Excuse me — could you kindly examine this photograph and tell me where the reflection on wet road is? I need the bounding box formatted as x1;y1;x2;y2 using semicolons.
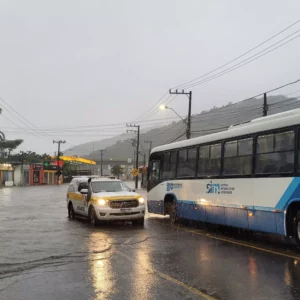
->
1;185;300;299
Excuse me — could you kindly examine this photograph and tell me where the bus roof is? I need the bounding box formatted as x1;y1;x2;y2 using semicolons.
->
151;108;300;154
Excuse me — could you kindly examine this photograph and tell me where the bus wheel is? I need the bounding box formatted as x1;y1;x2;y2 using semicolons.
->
166;201;177;224
68;203;75;219
293;211;300;247
89;206;99;226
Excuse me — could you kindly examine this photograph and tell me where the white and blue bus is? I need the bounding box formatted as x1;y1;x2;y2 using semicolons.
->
147;108;300;246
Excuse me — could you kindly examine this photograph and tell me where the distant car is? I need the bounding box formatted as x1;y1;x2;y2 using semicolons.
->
66;176;145;225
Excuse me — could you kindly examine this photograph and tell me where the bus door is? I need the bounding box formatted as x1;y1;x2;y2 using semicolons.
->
147;158;162;198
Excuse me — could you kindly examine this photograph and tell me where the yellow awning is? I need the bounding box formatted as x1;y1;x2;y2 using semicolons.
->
51;156;96;165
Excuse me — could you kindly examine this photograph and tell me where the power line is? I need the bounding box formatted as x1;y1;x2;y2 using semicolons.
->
0;96;52;139
167;131;186;143
191;107;262;124
283;89;300;97
183;32;300;89
2;107;256;133
4;93;293;136
0;109;49;139
158;123;186;136
1;114;49;140
173;18;300;89
1;115;187;132
142;94;175;120
134;20;300;123
191;126;229;133
134;20;300;126
134;92;169;121
4;95;296;137
269;98;300;108
142;95;179;121
265;78;300;94
182;78;300;120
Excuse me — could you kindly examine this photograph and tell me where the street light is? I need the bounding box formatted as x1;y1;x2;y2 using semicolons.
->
159;105;186;123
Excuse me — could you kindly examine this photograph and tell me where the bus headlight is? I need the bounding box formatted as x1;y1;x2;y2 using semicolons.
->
138;197;145;204
98;199;106;206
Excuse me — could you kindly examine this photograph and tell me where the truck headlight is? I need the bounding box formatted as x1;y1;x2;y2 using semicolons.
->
138;197;145;204
98;199;106;206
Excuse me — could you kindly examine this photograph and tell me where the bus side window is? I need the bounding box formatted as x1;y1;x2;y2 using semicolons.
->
256;131;294;174
198;144;221;176
162;151;177;179
223;138;253;175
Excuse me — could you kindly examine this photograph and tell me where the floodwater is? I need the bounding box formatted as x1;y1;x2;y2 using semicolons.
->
1;184;300;300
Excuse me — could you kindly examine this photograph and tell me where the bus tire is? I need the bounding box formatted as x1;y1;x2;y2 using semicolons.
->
68;202;75;219
293;211;300;247
166;201;177;224
89;206;99;226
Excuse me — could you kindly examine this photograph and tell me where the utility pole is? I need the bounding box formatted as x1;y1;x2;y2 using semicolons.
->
144;140;153;163
53;140;66;185
263;93;268;116
126;124;140;189
20;151;24;186
169;89;192;139
99;149;106;176
141;153;146;188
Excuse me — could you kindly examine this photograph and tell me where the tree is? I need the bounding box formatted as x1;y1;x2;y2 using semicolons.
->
0;139;23;162
0;106;24;160
111;165;124;178
8;151;51;164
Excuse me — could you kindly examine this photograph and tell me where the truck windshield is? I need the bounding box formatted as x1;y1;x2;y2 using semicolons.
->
91;181;130;193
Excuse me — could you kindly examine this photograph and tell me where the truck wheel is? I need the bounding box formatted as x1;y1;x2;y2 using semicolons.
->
68;203;75;219
89;206;99;226
293;211;300;247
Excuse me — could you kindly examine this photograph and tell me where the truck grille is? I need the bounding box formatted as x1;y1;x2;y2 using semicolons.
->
110;212;140;216
109;200;139;209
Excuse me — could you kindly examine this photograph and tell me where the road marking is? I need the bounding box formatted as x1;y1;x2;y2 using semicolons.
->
177;226;300;261
115;250;216;300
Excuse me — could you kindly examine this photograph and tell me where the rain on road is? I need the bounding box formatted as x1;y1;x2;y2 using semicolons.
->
1;184;300;300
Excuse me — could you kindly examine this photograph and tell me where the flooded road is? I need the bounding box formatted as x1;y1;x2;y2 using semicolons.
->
1;184;300;299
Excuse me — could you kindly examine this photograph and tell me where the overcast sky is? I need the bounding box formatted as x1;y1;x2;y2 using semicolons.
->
0;0;300;154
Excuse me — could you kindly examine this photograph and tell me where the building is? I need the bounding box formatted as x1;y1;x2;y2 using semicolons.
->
30;163;62;185
13;163;62;186
14;164;30;186
0;163;14;186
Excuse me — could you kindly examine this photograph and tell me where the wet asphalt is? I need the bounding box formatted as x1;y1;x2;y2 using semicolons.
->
1;184;300;300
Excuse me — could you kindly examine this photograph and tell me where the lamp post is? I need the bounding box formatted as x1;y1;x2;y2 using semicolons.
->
167;89;192;139
159;105;186;123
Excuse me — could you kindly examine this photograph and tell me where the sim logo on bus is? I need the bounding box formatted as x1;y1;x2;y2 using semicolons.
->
206;181;220;194
166;183;182;191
